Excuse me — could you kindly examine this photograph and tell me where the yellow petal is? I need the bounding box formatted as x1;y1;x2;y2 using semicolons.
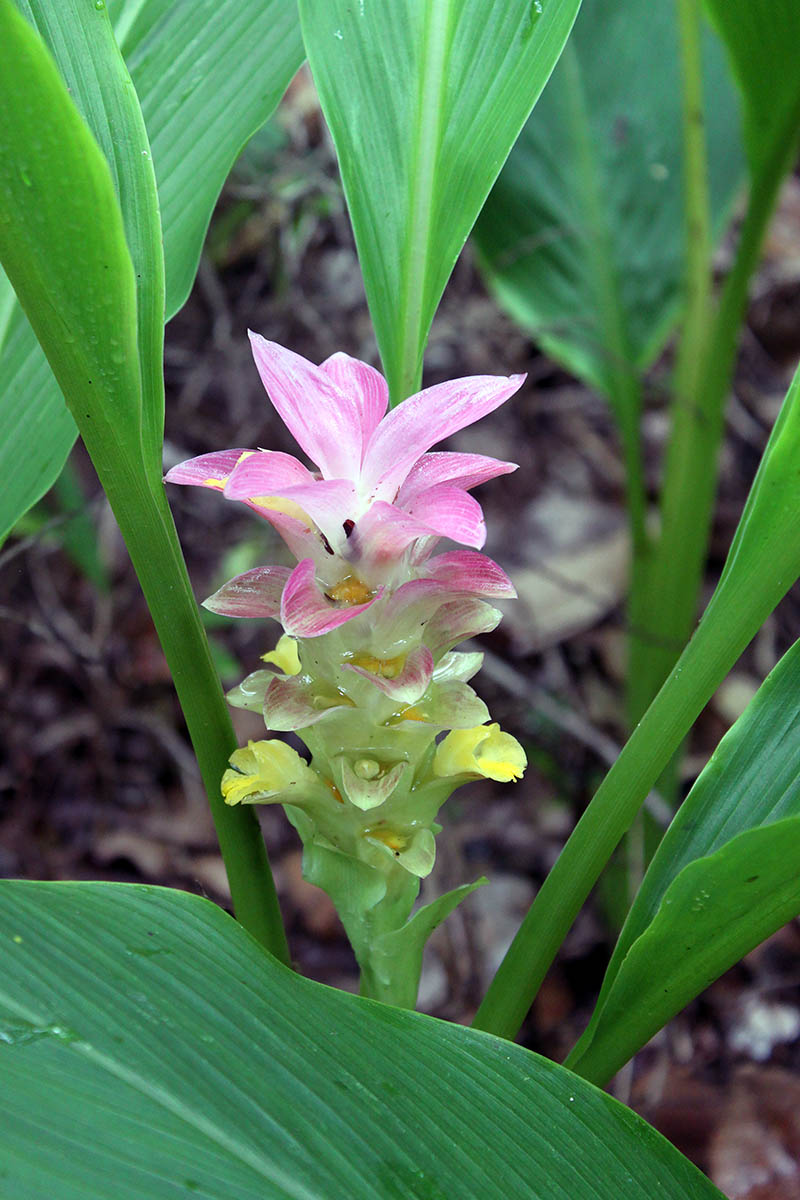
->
433;723;526;783
221;738;314;806
260;634;301;676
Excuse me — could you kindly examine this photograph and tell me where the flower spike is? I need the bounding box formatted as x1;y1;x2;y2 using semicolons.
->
167;334;527;1006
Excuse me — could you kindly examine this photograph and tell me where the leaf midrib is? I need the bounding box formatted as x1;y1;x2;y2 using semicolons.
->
0;981;317;1199
395;0;453;404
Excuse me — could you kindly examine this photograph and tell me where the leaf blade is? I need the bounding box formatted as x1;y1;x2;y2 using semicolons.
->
0;0;304;539
705;0;800;177
0;880;724;1199
473;0;744;400
126;0;303;317
567;820;800;1086
568;638;800;1083
300;0;582;403
0;0;143;458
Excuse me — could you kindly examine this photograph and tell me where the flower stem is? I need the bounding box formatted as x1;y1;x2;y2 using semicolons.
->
114;472;290;964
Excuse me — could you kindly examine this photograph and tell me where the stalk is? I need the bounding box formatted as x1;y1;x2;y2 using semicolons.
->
112;470;291;965
625;0;713;730
473;355;800;1041
473;577;767;1039
627;67;800;724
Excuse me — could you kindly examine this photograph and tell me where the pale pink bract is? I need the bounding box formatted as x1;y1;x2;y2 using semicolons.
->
166;333;524;637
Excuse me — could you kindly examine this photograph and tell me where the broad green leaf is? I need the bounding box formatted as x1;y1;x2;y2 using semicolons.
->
705;0;800;177
566;638;800;1081
123;0;302;318
299;0;582;405
0;264;14;347
14;0;165;465
473;0;744;403
107;0;173;57
605;639;800;991
0;0;143;470
0;274;77;547
0;881;723;1199
0;0;303;540
51;457;111;592
566;820;800;1086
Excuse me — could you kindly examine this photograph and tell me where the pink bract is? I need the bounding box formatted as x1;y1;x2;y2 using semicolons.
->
166;335;524;636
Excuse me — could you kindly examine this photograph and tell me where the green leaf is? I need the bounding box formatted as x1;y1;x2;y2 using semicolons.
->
50;456;111;593
0;0;159;531
705;0;800;177
473;0;744;402
0;262;14;346
20;0;165;461
0;0;303;541
299;0;582;405
473;360;800;1042
0;0;287;958
566;820;800;1086
0;271;78;544
0;881;724;1199
567;636;800;1083
123;0;303;318
0;0;144;470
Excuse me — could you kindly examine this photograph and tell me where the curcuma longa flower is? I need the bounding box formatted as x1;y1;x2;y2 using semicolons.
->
167;334;527;1006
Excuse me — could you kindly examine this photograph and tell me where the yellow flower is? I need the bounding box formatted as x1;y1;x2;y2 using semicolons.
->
221;739;315;806
433;723;526;783
260;633;301;676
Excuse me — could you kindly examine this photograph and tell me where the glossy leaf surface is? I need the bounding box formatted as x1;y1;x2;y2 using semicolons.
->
20;0;165;460
567;820;800;1086
568;638;800;1083
473;0;743;401
473;362;800;1041
0;0;303;539
0;880;723;1199
300;0;582;404
0;0;144;469
120;0;303;317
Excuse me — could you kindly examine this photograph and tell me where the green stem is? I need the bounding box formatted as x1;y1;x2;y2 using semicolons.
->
472;572;770;1040
110;469;290;965
626;0;713;730
627;82;800;723
558;43;652;693
474;353;800;1043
